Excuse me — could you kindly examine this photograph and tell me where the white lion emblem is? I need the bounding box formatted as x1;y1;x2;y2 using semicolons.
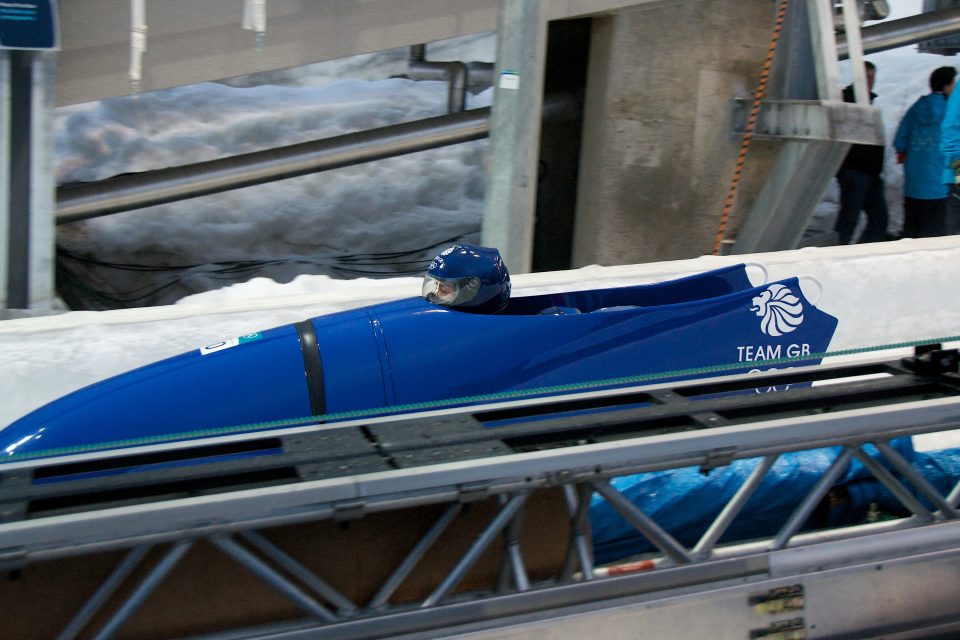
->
751;284;803;337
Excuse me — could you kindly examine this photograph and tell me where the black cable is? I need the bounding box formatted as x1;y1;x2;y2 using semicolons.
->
55;230;479;308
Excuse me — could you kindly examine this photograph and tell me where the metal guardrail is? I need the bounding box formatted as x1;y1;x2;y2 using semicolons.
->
55;108;491;224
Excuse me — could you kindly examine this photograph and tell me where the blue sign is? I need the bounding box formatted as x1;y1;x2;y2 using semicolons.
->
0;1;58;50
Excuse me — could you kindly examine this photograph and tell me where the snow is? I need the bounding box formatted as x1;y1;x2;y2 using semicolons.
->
5;237;960;443
4;0;960;454
55;35;497;307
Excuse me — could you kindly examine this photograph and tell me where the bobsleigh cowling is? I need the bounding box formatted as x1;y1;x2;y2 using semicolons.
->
0;263;838;459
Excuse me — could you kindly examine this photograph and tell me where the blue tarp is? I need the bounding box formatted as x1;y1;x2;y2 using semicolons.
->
590;438;960;565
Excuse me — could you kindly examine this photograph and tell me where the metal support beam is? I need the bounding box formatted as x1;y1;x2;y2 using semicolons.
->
423;492;528;608
593;482;693;564
7;51;32;310
2;49;56;313
875;441;959;519
368;502;463;609
837;7;960;59
480;0;547;274
240;530;357;613
56;545;152;640
211;535;339;622
408;45;467;114
732;100;884;143
693;455;779;558
561;484;594;581
771;447;853;550
731;0;879;254
91;541;192;640
732;140;850;253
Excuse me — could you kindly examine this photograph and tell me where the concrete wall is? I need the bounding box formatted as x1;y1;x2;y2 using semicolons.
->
57;0;654;107
572;0;782;266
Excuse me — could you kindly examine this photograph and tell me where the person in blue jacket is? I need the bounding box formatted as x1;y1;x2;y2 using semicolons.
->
895;66;956;238
941;68;960;235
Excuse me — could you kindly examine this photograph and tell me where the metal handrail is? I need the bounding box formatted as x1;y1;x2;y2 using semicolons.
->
55;107;491;223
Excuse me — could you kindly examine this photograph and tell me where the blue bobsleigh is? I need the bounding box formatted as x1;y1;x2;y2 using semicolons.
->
0;262;838;459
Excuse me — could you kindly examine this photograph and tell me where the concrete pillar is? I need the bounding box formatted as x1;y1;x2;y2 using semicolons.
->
480;0;548;274
0;51;8;310
571;0;781;267
2;50;57;314
29;51;57;310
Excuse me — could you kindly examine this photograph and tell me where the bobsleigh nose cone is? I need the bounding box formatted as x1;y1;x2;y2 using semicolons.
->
0;324;314;458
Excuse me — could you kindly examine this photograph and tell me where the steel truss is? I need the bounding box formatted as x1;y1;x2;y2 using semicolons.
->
4;349;960;638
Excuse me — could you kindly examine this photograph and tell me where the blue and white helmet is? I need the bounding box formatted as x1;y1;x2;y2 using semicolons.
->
422;244;511;313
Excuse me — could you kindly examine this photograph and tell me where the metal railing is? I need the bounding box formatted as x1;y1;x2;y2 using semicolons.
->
4;355;960;638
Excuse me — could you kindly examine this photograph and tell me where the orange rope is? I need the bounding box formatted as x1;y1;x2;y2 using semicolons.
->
712;0;791;256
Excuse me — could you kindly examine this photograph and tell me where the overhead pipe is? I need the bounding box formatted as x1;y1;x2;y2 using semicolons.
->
407;44;468;113
837;7;960;59
56;107;491;224
55;93;580;225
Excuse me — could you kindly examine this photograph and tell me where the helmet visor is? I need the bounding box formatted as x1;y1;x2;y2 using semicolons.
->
422;275;481;306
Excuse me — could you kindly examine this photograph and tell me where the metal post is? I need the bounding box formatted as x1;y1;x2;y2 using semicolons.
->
0;50;9;310
502;499;529;592
560;483;594;581
30;50;56;309
7;50;31;309
3;49;55;312
479;0;547;274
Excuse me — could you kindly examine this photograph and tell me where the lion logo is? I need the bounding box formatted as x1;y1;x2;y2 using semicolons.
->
751;284;803;337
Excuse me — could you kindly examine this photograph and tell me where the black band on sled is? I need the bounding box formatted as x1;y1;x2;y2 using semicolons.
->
294;320;326;418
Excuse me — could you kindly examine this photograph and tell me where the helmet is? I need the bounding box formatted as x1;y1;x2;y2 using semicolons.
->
422;244;511;313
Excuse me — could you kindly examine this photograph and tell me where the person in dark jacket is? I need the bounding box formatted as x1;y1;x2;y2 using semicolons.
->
834;61;889;245
894;66;956;237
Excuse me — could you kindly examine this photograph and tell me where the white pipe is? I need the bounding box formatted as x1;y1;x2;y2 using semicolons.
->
129;0;147;93
242;0;266;49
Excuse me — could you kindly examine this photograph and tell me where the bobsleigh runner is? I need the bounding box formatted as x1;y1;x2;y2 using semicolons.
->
0;245;839;459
